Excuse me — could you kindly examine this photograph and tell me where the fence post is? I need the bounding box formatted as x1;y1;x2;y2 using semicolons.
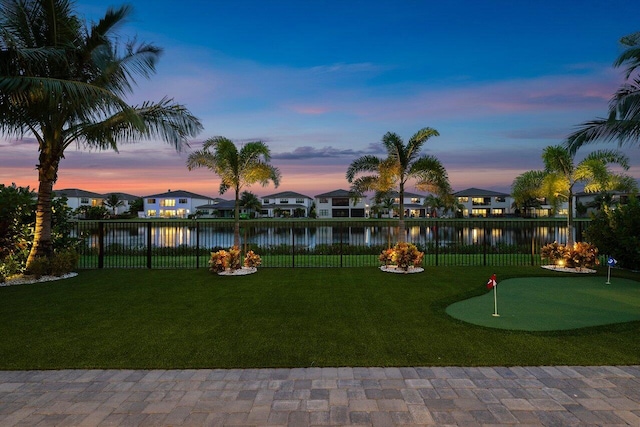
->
434;221;439;267
98;222;104;269
531;225;535;266
196;221;200;269
291;225;295;268
146;222;152;269
340;224;344;268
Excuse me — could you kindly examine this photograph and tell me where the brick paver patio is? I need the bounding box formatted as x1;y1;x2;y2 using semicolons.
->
1;366;639;426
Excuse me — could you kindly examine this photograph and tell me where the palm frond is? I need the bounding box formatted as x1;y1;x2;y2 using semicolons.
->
346;155;380;182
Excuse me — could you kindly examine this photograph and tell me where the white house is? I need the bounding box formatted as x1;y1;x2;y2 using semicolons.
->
454;188;513;218
54;188;104;213
261;191;314;217
142;190;214;218
314;189;367;218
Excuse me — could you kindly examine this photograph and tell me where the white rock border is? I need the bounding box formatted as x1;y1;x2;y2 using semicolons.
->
379;265;424;274
217;267;257;276
1;272;78;287
541;265;596;274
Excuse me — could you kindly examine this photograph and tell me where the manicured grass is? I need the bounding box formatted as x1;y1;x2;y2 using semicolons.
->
1;267;639;369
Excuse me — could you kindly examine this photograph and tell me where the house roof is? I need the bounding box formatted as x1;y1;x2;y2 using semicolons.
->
196;199;235;210
454;187;510;197
143;189;212;199
54;188;105;199
262;191;313;200
103;192;140;201
314;189;355;198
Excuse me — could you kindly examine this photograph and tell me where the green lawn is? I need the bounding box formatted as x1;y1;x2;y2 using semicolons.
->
1;266;639;369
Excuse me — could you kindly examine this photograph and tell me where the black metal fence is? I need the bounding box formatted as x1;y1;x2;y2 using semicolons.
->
73;218;595;269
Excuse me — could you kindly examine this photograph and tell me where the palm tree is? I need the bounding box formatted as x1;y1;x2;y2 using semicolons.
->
511;170;546;217
240;191;262;218
186;137;280;247
0;1;202;269
346;128;451;241
541;145;635;245
104;194;124;216
566;31;640;152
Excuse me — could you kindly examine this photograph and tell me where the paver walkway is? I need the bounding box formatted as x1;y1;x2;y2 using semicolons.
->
1;366;639;426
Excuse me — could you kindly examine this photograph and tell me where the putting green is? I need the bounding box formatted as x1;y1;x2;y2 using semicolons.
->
446;276;640;331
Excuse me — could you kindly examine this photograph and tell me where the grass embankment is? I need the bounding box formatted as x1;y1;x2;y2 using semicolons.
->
1;267;638;369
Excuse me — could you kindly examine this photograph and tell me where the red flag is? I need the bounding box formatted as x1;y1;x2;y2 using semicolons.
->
486;273;497;290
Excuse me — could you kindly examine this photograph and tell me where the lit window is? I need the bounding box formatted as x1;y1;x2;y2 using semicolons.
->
411;197;420;204
495;196;506;203
161;199;176;207
146;210;157;217
472;197;490;206
458;196;468;203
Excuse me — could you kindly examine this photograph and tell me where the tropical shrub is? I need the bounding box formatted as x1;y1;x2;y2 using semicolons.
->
586;196;640;269
541;241;599;269
209;247;260;273
379;242;424;271
243;250;262;268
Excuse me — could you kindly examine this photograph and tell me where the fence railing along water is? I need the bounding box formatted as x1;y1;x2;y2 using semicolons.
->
74;219;594;269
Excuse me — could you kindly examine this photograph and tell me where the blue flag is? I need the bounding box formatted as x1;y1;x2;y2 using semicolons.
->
607;257;617;267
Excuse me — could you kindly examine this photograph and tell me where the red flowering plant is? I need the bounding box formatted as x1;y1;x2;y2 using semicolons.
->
379;242;424;271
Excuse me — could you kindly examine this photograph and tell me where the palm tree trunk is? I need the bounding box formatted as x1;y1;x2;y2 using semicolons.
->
567;193;574;246
233;188;240;248
26;154;59;270
398;182;406;243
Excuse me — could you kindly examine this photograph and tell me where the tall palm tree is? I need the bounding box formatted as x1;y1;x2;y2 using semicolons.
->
104;194;124;216
541;145;635;245
0;0;203;269
186;137;280;247
240;191;262;218
511;170;546;217
566;31;640;152
346;128;451;241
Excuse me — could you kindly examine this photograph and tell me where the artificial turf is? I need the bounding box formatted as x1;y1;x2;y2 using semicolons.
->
0;266;639;369
446;275;640;330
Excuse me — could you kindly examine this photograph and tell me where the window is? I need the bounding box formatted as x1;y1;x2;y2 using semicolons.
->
147;198;156;204
494;196;505;203
492;208;504;217
161;199;176;207
472;197;490;206
179;198;187;204
410;197;420;204
91;199;100;207
458;196;468;203
332;197;349;206
279;199;289;204
80;197;89;204
319;209;329;217
319;198;328;204
471;208;488;217
263;199;270;204
332;208;350;217
146;210;157;217
296;198;304;204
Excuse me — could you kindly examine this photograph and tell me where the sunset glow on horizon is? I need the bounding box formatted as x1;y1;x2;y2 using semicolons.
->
2;0;639;199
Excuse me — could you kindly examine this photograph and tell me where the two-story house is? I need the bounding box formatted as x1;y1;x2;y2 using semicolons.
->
454;188;513;218
54;188;105;214
261;191;314;218
142;190;214;218
314;189;367;218
103;192;140;215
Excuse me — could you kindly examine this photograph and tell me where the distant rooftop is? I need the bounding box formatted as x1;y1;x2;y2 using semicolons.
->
454;187;510;197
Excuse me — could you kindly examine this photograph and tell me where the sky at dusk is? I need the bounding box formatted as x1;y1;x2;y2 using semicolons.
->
2;0;640;199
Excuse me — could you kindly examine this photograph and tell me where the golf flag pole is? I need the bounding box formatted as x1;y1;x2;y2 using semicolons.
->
606;257;617;285
486;273;499;317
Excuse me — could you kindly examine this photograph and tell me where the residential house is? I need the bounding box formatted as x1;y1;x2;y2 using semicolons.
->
195;198;237;218
454;188;513;218
315;189;367;218
261;191;314;218
142;190;214;218
53;188;105;215
574;191;633;218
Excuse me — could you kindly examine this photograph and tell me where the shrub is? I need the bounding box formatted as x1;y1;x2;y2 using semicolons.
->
541;241;599;269
586;196;640;269
49;249;80;276
209;246;247;273
243;250;262;268
379;242;424;271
